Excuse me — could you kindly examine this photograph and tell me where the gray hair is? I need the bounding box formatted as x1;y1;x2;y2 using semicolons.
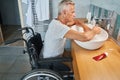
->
58;0;75;14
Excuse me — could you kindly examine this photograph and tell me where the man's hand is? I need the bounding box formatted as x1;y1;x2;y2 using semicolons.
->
74;18;91;32
92;26;101;34
67;19;75;27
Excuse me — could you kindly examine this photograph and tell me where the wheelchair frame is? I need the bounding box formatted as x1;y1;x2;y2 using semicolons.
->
5;27;73;80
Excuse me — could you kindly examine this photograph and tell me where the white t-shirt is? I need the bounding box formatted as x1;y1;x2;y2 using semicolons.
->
43;19;70;58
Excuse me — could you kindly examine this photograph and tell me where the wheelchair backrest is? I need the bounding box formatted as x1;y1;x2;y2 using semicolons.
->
28;32;43;56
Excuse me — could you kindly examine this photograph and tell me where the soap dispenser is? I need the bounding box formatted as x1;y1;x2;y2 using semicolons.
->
86;12;91;24
91;16;96;26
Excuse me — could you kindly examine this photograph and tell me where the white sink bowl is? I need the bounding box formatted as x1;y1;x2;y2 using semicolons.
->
71;24;108;50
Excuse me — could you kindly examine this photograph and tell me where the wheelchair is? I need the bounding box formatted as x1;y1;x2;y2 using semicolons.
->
5;27;74;80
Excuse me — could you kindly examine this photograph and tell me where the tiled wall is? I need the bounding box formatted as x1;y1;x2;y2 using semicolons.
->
89;4;120;45
112;15;120;45
90;0;120;45
91;0;120;14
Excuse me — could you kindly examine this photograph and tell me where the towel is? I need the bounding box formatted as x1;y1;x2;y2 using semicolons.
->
23;0;49;27
22;0;28;4
35;0;49;21
25;0;33;27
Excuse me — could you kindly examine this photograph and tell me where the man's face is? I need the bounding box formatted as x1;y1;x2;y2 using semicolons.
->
65;5;75;22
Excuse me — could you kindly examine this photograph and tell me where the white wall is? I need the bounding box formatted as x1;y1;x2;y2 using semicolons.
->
51;0;90;18
75;0;90;18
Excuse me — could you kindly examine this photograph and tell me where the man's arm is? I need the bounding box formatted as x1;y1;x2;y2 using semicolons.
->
74;18;91;32
64;25;101;42
66;18;91;31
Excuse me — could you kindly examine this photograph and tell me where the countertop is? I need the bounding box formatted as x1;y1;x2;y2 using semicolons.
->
71;38;120;80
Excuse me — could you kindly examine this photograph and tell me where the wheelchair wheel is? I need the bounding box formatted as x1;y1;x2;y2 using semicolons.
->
21;69;63;80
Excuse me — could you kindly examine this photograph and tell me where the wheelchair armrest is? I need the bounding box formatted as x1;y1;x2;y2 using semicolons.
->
38;57;72;63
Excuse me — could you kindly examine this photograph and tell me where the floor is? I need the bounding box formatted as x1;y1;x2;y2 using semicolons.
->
1;25;24;46
0;26;73;80
0;25;31;80
0;46;31;80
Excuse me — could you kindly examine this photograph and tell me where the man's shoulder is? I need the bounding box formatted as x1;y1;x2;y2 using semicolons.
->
49;19;62;26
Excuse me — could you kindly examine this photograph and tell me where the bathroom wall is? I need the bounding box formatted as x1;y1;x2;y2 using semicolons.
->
89;4;120;45
112;15;120;45
75;0;90;18
51;0;90;18
91;0;120;15
0;0;20;25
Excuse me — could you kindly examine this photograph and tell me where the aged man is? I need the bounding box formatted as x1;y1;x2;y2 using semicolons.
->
43;0;101;58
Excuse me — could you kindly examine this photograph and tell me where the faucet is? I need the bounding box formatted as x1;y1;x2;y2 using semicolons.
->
94;18;111;30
